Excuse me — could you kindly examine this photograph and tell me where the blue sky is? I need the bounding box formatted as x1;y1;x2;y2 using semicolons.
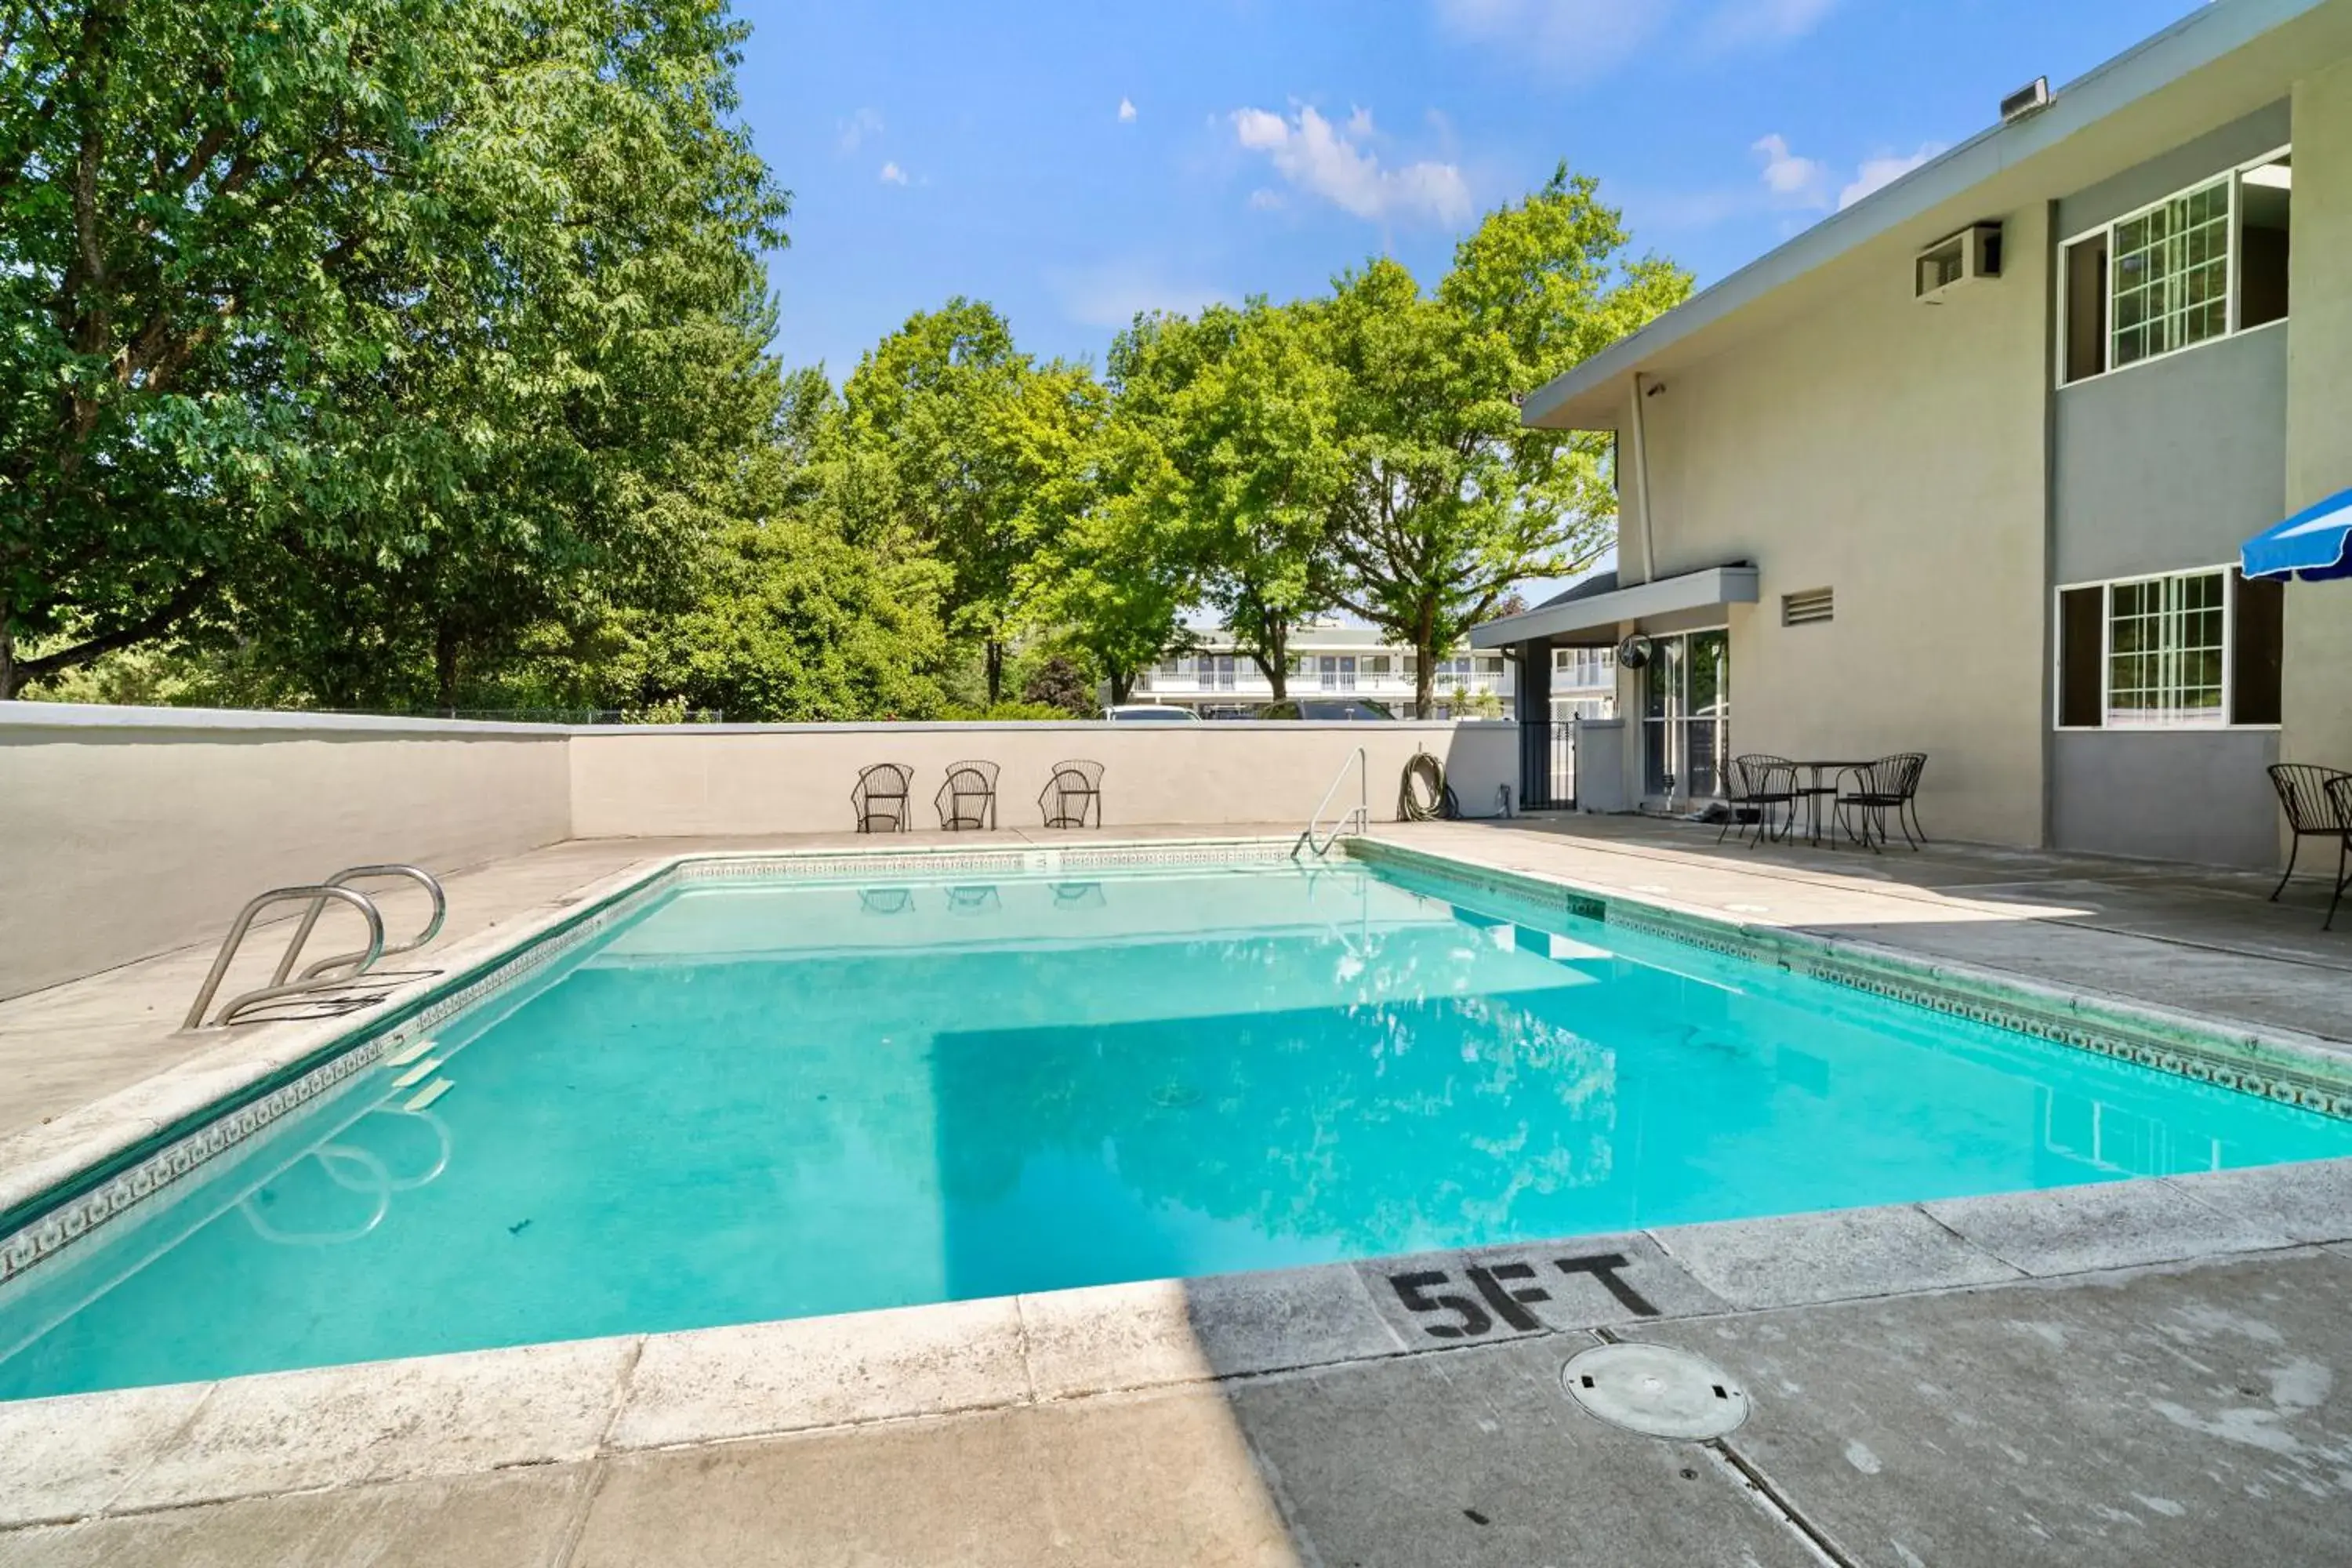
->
736;1;2201;379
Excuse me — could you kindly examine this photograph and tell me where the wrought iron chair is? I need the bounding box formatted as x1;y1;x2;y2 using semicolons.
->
851;763;914;834
935;760;1000;831
2320;775;2352;933
1835;753;1928;851
1722;755;1799;848
1038;759;1105;829
2265;764;2352;903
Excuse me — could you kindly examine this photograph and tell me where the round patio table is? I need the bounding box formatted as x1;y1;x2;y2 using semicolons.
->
1787;760;1875;848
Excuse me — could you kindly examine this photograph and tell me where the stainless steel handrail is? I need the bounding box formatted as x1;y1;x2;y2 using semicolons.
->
279;864;447;982
1294;746;1370;858
182;887;387;1031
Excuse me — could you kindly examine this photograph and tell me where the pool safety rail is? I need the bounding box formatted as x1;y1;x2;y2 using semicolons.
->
182;865;446;1031
1295;746;1370;859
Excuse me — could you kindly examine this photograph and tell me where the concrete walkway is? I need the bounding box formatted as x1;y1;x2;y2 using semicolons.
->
5;1240;2349;1566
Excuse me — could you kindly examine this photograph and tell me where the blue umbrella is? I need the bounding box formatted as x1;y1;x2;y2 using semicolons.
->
2243;486;2352;582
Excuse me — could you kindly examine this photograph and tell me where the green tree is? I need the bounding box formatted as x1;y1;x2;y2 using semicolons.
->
1111;303;1341;699
844;300;1098;705
0;0;787;702
565;366;952;720
1320;167;1690;716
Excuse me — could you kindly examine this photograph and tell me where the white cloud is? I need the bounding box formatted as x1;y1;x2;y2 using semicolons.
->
878;162;908;186
1751;132;1829;207
1248;188;1286;211
1050;262;1229;329
1229;104;1472;226
1118;96;1138;123
1838;143;1945;209
837;107;884;155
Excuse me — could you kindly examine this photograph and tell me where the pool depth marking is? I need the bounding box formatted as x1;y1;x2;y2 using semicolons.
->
1386;1250;1660;1341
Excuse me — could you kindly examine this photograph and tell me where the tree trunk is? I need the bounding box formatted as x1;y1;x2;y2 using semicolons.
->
1266;622;1288;700
1414;636;1436;718
985;639;1004;706
434;621;461;713
0;600;15;701
1108;668;1133;704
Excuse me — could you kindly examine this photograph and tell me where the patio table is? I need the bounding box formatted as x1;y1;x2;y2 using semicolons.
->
1788;760;1875;848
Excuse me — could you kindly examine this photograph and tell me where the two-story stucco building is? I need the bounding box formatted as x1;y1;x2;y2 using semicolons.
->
1475;0;2352;869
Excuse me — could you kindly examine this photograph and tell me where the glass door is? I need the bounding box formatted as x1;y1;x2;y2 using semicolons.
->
1640;630;1729;802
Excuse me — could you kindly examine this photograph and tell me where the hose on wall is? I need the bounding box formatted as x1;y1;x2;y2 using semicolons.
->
1398;752;1461;822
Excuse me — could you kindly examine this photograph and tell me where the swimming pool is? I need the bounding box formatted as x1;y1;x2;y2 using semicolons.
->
4;848;2349;1399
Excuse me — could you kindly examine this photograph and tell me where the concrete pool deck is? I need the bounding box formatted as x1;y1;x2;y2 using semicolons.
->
2;815;2350;1564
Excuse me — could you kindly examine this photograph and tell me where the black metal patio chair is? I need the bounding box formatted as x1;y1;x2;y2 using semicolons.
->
1038;759;1105;829
851;763;914;834
1722;755;1799;848
935;760;1000;831
2320;775;2352;933
1835;753;1928;851
2265;764;2352;904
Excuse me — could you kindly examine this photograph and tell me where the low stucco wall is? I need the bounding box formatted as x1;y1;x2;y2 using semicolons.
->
0;705;573;1000
0;706;1515;1000
568;721;1517;837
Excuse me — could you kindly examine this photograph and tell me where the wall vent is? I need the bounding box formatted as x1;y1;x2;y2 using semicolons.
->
1915;223;2002;302
1782;588;1834;626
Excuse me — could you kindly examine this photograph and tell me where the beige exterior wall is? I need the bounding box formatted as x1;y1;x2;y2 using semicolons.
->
569;722;1515;838
2284;57;2352;782
0;712;572;1000
1623;206;2054;846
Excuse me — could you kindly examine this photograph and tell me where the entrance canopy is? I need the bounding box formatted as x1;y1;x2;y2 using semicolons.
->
2242;487;2352;582
1468;564;1760;648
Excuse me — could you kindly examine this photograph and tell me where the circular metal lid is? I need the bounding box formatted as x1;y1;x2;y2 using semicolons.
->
1563;1342;1751;1440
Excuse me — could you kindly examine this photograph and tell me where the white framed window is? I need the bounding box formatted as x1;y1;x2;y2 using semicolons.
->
2060;147;2291;386
2054;567;2282;729
2110;176;2230;369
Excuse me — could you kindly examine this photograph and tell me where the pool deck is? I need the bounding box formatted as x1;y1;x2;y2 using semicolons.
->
3;815;2351;1565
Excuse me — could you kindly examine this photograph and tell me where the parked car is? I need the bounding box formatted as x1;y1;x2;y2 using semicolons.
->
1102;704;1201;723
1256;699;1397;721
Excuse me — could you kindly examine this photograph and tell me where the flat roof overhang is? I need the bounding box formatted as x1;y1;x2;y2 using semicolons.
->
1522;0;2352;434
1470;565;1760;648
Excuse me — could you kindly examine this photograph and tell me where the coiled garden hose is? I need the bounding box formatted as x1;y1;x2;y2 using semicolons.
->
1398;752;1461;822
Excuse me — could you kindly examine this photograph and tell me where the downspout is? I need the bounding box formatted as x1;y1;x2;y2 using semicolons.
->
1627;372;1659;586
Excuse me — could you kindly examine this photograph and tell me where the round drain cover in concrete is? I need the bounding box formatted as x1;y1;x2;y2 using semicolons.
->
1563;1343;1749;1440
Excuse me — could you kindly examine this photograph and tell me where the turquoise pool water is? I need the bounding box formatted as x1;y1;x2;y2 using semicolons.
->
5;857;2349;1398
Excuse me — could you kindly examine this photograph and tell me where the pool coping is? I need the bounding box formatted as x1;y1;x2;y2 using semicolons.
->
6;829;2352;1526
5;1160;2347;1528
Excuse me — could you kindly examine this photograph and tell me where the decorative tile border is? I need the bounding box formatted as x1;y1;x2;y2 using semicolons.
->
670;837;1300;885
0;839;1301;1289
1345;837;2352;1122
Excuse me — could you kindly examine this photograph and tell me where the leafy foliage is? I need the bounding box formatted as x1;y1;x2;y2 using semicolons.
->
1321;167;1691;714
1;0;787;702
1106;302;1340;697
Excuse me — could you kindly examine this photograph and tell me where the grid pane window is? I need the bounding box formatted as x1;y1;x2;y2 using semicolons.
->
2110;178;2230;368
2105;571;2225;724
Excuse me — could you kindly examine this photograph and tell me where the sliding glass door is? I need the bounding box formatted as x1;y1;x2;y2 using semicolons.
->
1640;629;1730;802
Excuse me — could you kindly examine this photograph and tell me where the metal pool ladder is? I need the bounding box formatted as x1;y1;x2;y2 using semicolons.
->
1294;747;1370;859
183;865;447;1030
